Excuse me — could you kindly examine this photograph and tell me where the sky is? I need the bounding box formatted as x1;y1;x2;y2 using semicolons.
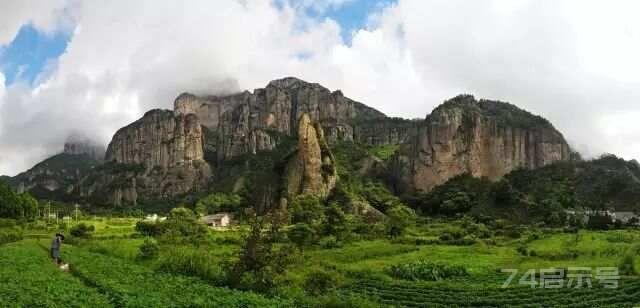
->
0;0;639;176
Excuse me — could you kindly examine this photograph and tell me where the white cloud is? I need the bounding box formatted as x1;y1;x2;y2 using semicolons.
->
1;0;640;175
0;0;69;45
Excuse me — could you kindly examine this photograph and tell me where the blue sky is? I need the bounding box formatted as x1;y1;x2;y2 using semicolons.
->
0;24;71;86
304;0;397;43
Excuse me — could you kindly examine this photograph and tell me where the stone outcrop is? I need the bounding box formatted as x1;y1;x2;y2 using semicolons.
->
174;77;411;162
391;95;571;193
283;113;337;199
79;109;211;205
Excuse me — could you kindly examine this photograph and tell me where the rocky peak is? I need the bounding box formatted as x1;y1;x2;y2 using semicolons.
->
391;95;571;193
283;113;337;200
176;77;403;163
84;109;211;205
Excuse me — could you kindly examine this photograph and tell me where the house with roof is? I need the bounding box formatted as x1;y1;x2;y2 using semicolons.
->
201;213;232;228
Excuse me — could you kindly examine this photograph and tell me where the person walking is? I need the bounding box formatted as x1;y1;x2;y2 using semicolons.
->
51;233;64;265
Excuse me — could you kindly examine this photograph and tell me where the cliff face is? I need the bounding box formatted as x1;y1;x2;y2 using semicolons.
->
79;109;211;205
12;78;575;206
392;95;571;193
283;113;337;200
174;77;411;162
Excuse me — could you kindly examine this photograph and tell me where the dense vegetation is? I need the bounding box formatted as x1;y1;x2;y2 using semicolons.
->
0;180;38;220
409;154;640;225
432;94;553;129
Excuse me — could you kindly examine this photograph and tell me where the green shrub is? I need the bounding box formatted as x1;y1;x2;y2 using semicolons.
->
288;223;315;252
0;218;17;227
156;246;226;285
70;223;95;238
138;238;159;260
319;236;342;249
516;245;528;256
0;227;23;245
386;205;416;237
303;269;343;296
619;253;637;275
387;261;468;281
135;221;164;236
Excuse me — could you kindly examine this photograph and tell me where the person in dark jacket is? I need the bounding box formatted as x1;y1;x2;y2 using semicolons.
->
51;233;64;264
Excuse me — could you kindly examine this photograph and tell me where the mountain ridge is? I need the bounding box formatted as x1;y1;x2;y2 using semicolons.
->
5;77;574;207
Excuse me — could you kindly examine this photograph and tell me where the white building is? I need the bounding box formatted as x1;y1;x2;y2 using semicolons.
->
144;214;167;222
201;213;232;228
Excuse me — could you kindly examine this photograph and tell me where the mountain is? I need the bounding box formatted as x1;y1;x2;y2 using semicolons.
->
8;135;104;200
390;95;571;193
11;77;576;209
75;110;212;205
63;133;106;161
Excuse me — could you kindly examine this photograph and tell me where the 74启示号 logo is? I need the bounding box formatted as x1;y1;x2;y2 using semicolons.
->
501;267;619;288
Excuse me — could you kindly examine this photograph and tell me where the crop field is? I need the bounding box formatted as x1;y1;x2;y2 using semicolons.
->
2;219;640;307
0;239;287;307
345;277;640;307
0;240;111;307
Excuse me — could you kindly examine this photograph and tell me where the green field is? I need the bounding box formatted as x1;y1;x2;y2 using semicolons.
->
1;217;640;307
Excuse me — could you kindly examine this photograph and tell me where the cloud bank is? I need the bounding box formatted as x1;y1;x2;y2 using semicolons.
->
1;0;639;175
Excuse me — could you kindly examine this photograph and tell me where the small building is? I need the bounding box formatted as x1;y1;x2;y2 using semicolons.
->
613;211;639;225
144;214;166;222
565;208;639;226
201;213;232;228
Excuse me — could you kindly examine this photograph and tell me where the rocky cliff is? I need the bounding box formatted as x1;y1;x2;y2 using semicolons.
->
174;77;411;162
9;78;574;207
391;95;571;193
283;113;337;200
78;109;211;205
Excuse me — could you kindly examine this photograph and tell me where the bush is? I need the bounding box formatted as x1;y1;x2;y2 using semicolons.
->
516;245;528;256
156;246;226;285
195;192;243;216
319;236;342;249
619;253;637;275
303;269;343;296
288;223;315;252
385;205;416;237
0;227;23;245
135;221;164;236
70;223;95;238
387;261;468;281
160;208;208;243
138;238;159;260
0;218;17;228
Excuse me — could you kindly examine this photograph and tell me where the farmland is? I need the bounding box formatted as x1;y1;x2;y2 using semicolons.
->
2;216;639;307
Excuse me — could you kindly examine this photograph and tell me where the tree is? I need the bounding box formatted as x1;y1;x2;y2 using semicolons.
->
70;223;95;238
195;193;243;216
161;207;208;242
290;195;324;225
386;205;416;237
227;209;293;292
288;223;314;252
323;202;349;240
0;181;38;220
